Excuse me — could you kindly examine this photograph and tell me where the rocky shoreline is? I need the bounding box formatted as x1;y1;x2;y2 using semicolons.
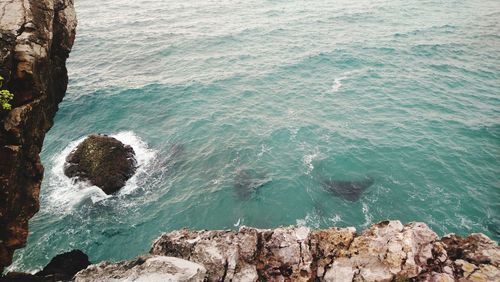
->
2;220;498;281
70;220;499;282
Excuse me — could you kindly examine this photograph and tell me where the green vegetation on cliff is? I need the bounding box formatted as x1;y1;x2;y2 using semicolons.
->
0;75;13;110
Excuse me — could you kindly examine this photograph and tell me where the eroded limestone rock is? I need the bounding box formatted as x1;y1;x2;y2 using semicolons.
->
75;221;500;282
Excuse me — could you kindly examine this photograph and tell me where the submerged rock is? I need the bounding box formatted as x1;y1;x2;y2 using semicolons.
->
75;221;500;282
322;177;374;201
64;134;137;194
234;168;271;200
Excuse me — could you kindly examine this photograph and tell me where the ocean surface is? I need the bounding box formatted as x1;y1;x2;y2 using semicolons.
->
10;0;500;272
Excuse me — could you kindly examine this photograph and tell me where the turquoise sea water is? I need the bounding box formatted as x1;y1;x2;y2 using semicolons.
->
10;0;500;271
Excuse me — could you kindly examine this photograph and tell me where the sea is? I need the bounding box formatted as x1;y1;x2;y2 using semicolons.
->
9;0;500;272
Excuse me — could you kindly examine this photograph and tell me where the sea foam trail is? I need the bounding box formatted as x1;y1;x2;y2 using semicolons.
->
331;77;344;92
44;131;156;212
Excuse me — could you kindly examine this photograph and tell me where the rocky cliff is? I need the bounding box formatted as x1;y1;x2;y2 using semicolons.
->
75;221;499;282
0;0;76;273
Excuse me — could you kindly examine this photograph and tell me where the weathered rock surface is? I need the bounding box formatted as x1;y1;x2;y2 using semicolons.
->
0;0;76;273
74;256;207;282
64;134;137;194
75;221;500;282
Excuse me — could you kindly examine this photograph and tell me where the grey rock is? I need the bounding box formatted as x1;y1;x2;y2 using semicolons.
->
74;256;206;282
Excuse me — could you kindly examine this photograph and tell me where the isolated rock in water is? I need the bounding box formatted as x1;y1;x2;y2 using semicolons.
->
74;256;206;282
64;134;137;194
36;249;91;280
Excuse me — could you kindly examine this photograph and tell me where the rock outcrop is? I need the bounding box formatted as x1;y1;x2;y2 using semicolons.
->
0;249;89;282
0;0;76;273
35;249;90;280
64;134;137;194
74;220;500;282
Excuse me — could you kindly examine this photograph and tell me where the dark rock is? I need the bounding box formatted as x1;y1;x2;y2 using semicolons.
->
36;250;90;280
0;250;90;282
0;272;46;282
234;168;271;200
64;134;137;194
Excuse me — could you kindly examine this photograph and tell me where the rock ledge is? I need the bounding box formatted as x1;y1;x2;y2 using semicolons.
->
75;220;500;282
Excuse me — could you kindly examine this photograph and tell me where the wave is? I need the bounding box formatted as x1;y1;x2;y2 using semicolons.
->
331;77;344;92
303;151;319;175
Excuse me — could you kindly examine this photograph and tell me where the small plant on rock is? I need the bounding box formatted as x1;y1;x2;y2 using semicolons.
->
0;75;14;111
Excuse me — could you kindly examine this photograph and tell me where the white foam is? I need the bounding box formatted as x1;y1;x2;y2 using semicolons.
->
302;148;321;175
112;131;156;195
331;77;344;92
361;202;373;228
329;214;342;225
43;131;156;213
234;218;242;227
257;144;271;157
296;212;321;228
330;69;368;93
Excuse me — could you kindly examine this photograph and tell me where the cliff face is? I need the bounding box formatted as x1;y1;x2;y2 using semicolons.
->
75;221;500;282
0;0;76;273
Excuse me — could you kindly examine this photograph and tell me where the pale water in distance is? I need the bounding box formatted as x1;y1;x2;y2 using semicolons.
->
10;0;500;272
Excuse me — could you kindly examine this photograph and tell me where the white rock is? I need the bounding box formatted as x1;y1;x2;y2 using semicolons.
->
74;256;206;282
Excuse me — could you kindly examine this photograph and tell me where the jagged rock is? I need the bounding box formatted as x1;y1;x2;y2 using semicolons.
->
74;256;206;282
64;134;137;194
441;233;500;281
35;249;90;280
257;226;313;281
150;228;259;281
0;0;77;273
441;233;500;266
77;221;500;281
312;227;357;278
322;221;438;282
0;221;471;280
